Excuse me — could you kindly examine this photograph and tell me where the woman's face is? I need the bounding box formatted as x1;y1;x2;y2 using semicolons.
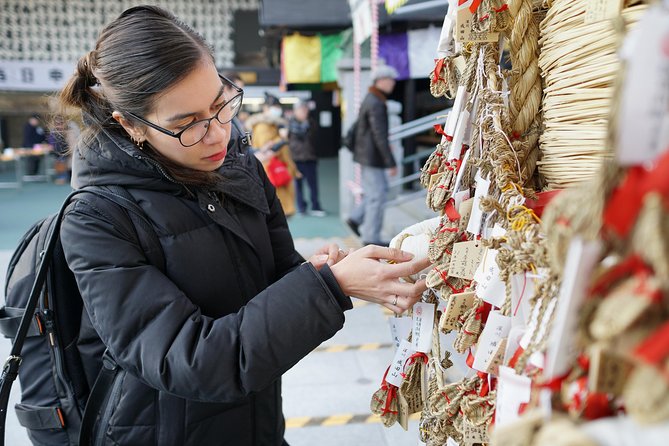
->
141;60;232;171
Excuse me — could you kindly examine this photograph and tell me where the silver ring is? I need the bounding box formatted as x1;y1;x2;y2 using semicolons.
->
392;296;398;306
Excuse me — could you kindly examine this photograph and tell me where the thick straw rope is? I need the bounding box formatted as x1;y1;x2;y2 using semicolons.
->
507;0;544;186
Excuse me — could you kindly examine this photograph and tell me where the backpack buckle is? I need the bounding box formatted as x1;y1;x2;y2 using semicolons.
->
2;355;22;377
101;350;118;371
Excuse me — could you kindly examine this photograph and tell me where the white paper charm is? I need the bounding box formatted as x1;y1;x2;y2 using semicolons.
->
389;317;413;348
466;172;490;235
495;366;532;427
472;311;511;373
616;5;669;166
445;86;468;137
545;237;601;379
387;339;415;387
473;248;506;308
510;272;535;327
448;110;470;161
412;302;435;353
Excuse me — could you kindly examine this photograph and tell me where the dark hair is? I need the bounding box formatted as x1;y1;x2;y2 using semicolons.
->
59;5;220;187
221;71;243;85
264;92;281;107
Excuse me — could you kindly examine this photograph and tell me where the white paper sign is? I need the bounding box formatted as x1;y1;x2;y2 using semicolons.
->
0;60;76;91
449;110;470;160
452;149;471;195
495;366;532;427
503;325;526;365
445;86;468;137
387;339;415;387
545;237;601;378
437;15;455;58
519;297;542;350
349;0;373;44
454;189;471;211
616;5;669;166
466;172;491;235
389;317;413;348
447;438;460;446
412;302;435;353
464;96;479;147
472;311;511;373
510;273;535;327
474;248;506;307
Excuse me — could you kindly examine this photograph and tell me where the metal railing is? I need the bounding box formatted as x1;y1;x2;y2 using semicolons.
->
387;107;450;194
388;107;450;143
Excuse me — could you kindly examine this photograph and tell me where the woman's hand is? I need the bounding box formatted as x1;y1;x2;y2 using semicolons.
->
308;243;349;269
330;245;431;313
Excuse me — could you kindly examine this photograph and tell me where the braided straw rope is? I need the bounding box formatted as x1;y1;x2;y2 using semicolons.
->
507;0;542;137
507;0;544;186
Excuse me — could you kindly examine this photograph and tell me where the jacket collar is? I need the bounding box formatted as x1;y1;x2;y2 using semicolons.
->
72;125;270;215
369;86;388;102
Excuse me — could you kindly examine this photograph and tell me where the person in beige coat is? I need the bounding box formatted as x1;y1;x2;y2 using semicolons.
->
246;97;300;217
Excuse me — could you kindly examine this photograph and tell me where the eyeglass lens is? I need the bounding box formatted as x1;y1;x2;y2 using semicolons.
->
180;95;243;146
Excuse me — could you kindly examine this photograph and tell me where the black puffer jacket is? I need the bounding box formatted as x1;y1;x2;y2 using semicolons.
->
61;127;352;445
353;87;396;168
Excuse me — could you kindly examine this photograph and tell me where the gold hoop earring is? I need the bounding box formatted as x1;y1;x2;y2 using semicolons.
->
132;137;144;151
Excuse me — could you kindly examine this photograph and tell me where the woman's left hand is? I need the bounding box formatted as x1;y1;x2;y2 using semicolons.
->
308;243;350;269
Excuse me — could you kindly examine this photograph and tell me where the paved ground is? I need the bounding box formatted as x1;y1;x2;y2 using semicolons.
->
0;157;425;445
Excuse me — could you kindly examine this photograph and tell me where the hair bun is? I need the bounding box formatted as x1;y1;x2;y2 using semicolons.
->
78;51;98;87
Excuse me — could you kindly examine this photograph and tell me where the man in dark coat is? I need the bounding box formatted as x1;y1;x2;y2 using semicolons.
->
289;100;325;216
347;65;398;245
22;114;46;175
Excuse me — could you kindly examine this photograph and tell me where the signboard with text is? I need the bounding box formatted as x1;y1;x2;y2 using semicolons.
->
0;61;75;92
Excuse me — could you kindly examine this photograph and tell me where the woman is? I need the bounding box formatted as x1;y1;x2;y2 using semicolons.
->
59;5;428;445
246;94;300;217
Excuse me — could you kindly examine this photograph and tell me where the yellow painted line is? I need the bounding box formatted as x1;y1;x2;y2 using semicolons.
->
323;345;348;353
365;414;382;424
285;412;422;428
285;416;311;428
314;342;393;353
322;414;354;426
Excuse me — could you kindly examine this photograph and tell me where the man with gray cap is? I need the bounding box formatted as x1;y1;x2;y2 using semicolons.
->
347;64;398;245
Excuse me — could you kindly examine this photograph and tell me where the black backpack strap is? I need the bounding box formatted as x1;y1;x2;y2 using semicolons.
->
0;189;84;446
86;185;166;271
0;186;164;446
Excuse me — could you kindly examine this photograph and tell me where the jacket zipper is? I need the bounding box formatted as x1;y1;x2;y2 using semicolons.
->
94;370;124;446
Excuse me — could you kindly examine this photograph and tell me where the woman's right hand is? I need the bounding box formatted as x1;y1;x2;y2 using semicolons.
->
330;245;431;314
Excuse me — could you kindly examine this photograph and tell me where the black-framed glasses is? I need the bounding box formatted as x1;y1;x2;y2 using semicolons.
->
126;74;244;148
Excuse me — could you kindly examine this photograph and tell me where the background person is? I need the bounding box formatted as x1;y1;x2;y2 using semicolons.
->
246;93;300;217
221;70;251;158
46;115;72;184
57;6;429;445
289;99;325;216
347;65;399;246
22;113;47;175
